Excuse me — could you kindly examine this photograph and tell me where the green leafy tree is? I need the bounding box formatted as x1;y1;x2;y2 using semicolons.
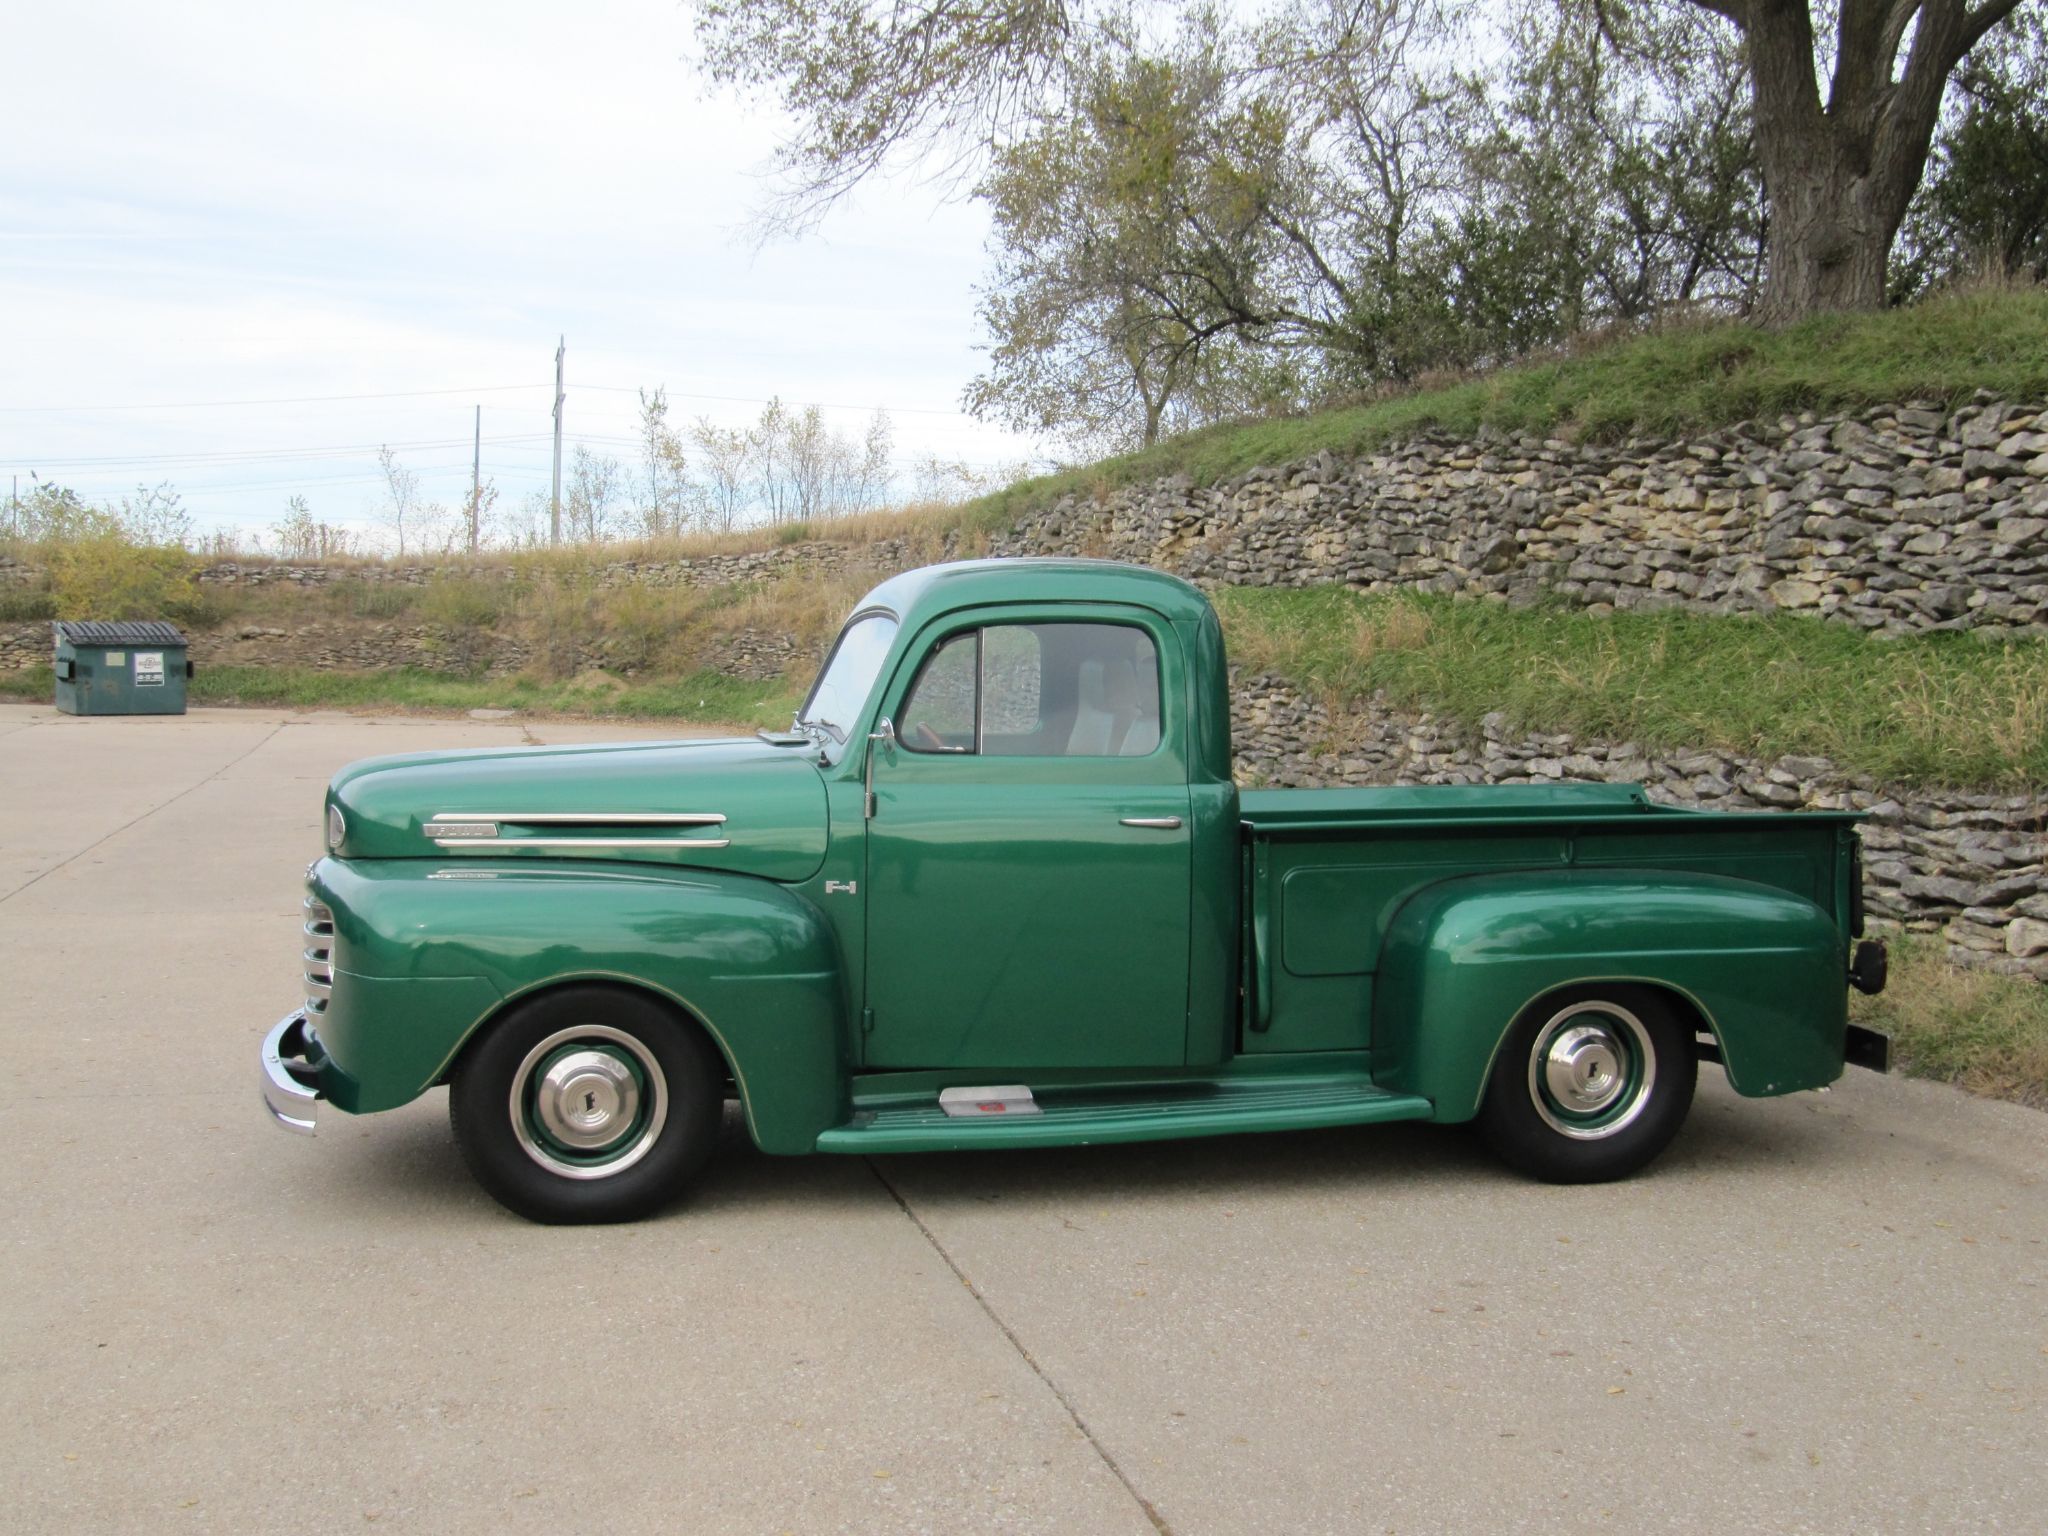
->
10;482;102;542
1895;10;2048;290
694;0;2040;336
965;19;1303;447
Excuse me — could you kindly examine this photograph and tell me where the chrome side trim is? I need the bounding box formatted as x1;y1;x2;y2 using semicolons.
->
425;812;732;851
428;812;728;826
1119;816;1184;830
261;1012;322;1135
428;835;734;850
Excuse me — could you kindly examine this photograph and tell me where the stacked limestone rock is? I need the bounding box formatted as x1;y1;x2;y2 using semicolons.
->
994;396;2048;635
187;622;530;677
0;622;49;669
709;628;803;680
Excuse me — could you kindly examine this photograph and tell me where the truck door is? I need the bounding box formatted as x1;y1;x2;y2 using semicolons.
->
862;610;1192;1070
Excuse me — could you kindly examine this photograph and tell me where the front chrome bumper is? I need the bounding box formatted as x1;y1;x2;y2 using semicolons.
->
261;1011;324;1134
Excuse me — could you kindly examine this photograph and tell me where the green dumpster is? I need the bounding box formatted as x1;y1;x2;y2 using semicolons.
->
53;621;192;716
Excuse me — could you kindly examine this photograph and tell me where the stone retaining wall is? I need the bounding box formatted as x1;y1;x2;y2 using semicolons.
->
48;393;2048;640
994;395;2048;634
1231;675;2048;979
1;617;800;685
1;622;48;669
190;537;920;592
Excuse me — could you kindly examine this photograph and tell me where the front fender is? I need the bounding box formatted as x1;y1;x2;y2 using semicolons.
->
1374;869;1848;1121
311;858;849;1153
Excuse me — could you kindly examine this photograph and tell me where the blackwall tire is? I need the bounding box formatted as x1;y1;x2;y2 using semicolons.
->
1473;985;1697;1184
449;986;721;1224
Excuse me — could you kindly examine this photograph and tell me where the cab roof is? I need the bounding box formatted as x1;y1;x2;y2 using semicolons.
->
856;558;1215;629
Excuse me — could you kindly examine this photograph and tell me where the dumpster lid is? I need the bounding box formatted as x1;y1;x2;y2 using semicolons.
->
53;620;188;647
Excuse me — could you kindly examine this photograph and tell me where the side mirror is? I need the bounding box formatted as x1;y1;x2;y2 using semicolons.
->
864;718;895;819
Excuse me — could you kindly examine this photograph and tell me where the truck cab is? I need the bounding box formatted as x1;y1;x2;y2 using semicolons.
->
262;559;1887;1222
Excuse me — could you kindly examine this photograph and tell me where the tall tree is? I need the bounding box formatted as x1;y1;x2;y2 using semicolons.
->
965;19;1300;446
688;416;752;532
564;447;626;543
636;388;692;538
376;445;424;559
1670;0;2037;318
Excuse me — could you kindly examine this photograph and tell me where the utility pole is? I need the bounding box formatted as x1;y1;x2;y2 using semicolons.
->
550;337;565;546
470;404;482;554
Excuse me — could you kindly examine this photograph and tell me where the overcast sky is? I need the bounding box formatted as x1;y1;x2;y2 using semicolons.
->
0;0;1042;542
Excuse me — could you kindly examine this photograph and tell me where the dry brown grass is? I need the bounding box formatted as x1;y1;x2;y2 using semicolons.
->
1852;935;2048;1108
491;499;973;572
1217;588;1435;690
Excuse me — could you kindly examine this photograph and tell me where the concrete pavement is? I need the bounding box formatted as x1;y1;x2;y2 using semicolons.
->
2;702;2043;1533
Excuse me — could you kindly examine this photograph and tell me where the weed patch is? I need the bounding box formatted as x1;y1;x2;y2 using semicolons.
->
1214;586;2048;790
1854;936;2048;1108
187;665;800;729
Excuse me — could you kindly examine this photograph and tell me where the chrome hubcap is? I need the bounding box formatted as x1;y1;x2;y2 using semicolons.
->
1543;1025;1627;1115
510;1024;668;1179
1527;1002;1655;1141
534;1050;641;1150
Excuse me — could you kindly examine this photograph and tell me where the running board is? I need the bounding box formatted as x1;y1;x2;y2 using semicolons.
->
815;1075;1433;1154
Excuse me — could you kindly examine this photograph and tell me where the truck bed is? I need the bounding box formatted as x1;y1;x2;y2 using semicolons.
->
1237;780;1862;1057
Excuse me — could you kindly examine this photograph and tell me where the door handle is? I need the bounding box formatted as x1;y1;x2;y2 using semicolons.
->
1119;816;1183;830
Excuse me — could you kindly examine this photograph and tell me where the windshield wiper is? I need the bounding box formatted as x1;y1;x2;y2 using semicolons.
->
802;717;847;745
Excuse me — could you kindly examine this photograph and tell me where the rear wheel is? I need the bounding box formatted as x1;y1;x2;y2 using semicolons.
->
450;986;721;1223
1473;985;1696;1184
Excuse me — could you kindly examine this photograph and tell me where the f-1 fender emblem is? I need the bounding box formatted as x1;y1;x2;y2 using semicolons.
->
825;880;858;896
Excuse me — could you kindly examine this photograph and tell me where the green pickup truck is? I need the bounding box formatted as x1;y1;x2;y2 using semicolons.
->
263;559;1890;1222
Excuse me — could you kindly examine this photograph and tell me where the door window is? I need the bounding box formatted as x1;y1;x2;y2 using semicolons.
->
899;632;977;752
899;621;1161;757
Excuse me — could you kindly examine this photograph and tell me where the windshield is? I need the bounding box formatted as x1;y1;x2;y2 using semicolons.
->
798;610;898;756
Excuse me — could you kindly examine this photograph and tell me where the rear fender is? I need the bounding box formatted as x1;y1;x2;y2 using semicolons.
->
312;858;848;1152
1373;870;1847;1121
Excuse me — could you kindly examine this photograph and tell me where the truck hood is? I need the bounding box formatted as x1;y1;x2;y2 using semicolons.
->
326;735;828;882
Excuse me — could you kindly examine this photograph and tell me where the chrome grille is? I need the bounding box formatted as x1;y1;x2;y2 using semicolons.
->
303;893;334;1015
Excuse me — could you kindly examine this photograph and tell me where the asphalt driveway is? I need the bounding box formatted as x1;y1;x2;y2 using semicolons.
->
2;702;2043;1533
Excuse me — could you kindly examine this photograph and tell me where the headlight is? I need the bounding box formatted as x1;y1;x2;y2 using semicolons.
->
326;803;346;852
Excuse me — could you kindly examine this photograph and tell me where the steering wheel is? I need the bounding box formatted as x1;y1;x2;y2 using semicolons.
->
910;721;949;752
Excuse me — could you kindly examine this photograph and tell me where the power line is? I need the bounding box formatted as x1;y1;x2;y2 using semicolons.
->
172;462;488;494
23;434;550;471
0;384;548;414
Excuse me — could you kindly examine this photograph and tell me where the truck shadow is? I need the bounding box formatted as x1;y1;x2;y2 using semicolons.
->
327;1084;1844;1224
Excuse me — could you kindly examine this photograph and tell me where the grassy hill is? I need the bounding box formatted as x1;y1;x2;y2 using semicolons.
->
956;284;2048;533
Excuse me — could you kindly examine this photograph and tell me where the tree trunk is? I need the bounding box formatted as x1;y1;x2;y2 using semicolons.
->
1732;0;2016;324
1753;137;1899;321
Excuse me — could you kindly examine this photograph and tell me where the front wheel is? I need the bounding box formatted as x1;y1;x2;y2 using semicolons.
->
1473;985;1697;1184
450;986;722;1223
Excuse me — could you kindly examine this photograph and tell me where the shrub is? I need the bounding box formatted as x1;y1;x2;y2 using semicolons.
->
417;577;506;630
0;588;57;622
336;581;418;620
46;534;201;622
